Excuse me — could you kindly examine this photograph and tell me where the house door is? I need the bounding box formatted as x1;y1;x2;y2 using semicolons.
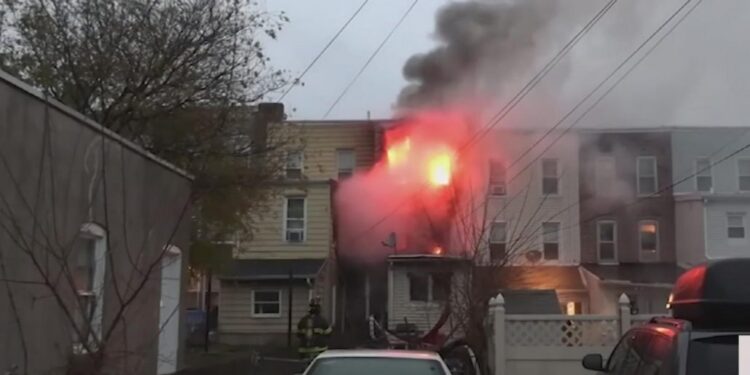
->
158;246;182;374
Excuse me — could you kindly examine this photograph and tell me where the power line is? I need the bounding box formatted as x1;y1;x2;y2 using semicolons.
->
464;0;703;225
338;0;617;243
322;0;419;119
277;0;371;102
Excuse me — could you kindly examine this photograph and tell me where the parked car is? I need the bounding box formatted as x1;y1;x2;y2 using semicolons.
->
300;349;452;375
582;258;750;375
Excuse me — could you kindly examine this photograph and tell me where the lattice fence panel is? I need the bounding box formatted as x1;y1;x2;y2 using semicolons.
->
506;319;619;347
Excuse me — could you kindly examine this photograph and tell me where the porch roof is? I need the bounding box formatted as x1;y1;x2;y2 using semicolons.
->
477;266;586;291
582;263;685;286
219;259;325;281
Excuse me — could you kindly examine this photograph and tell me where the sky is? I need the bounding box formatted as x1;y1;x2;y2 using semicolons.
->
260;0;750;127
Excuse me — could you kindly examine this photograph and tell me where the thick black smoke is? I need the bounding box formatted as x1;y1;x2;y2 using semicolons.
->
397;0;558;109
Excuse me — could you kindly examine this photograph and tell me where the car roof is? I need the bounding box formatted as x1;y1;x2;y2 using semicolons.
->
315;350;442;360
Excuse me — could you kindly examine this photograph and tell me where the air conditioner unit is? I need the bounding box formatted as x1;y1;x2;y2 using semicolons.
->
287;231;304;243
490;184;507;196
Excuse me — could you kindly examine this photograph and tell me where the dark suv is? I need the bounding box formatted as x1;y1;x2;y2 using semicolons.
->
582;258;749;375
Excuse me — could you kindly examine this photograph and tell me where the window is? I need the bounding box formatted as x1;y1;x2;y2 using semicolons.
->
739;159;750;191
541;159;559;195
489;160;507;196
564;301;582;315
408;273;428;302
542;222;560;260
336;149;356;179
431;273;452;302
285;151;303;179
597;221;617;263
594;156;615;196
252;290;281;317
727;213;745;239
489;222;507;262
696;158;712;192
639;220;659;261
71;224;106;353
637;157;657;195
408;272;452;302
285;197;305;243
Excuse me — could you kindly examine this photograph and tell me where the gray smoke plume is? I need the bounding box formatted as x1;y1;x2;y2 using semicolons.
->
397;0;559;109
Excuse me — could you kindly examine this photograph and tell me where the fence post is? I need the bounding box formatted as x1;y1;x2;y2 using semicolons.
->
489;293;505;375
619;293;631;335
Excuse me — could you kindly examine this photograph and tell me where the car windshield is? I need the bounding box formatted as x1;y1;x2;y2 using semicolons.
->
307;357;447;375
686;334;738;375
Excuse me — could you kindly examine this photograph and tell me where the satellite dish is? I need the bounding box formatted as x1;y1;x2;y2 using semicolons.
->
525;250;542;264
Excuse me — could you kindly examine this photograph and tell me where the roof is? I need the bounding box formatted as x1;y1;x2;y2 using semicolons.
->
501;289;562;314
219;259;324;281
476;266;586;291
0;69;193;181
582;263;686;286
315;350;442;360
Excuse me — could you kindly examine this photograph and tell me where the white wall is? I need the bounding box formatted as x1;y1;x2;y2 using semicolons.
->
671;128;750;194
704;200;750;259
481;130;581;265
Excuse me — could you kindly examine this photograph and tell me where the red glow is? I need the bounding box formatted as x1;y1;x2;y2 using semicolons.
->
387;137;411;166
432;246;443;255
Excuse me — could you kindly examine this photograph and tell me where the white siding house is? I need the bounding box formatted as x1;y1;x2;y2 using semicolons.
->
671;127;750;266
480;129;581;265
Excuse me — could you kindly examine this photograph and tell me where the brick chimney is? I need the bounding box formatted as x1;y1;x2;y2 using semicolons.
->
252;102;284;150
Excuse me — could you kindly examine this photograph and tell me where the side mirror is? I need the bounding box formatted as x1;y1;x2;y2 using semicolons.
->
582;354;605;371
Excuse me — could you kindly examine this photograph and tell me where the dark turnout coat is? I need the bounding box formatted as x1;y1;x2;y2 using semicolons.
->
297;313;332;358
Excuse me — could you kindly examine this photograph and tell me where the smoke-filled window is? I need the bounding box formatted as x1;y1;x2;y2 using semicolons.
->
489;160;507;196
695;158;713;192
285;151;303;179
337;148;356;179
489;222;507;262
638;221;659;261
637;157;657;195
285;197;305;242
595;157;615;196
727;213;746;239
738;159;750;191
541;159;559;195
597;221;617;263
408;273;428;302
542;222;560;260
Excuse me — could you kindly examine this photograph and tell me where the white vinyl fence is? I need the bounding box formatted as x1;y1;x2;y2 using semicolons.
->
488;293;661;375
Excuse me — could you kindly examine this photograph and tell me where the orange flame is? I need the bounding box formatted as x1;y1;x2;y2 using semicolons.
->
387;138;410;166
432;246;443;255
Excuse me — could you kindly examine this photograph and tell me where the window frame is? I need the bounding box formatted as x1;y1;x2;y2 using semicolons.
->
738;158;750;192
489;221;507;263
251;289;282;318
695;157;713;193
638;220;660;262
407;272;452;303
336;148;356;179
596;220;618;264
285;150;304;179
489;159;507;196
408;272;429;302
727;212;746;239
636;156;658;196
541;158;560;196
541;221;561;261
283;196;306;243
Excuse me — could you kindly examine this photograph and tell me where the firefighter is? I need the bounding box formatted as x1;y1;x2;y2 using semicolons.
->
296;298;331;359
